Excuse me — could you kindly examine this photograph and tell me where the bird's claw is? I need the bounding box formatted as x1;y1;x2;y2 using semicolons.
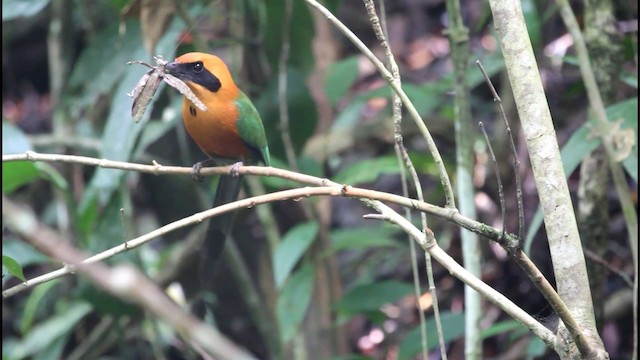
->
192;162;205;182
230;162;243;177
191;159;216;182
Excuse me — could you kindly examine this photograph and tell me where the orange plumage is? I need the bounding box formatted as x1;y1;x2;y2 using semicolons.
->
170;53;252;162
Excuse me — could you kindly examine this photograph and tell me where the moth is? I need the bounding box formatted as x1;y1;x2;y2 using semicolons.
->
127;55;207;123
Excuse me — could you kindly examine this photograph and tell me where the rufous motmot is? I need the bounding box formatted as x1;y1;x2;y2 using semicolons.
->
165;52;270;273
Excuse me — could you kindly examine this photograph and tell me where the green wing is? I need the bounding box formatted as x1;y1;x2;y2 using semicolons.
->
235;91;271;166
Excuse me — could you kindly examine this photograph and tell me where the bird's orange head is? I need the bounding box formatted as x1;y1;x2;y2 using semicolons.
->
165;52;239;104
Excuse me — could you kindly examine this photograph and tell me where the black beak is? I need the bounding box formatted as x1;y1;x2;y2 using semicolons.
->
163;61;221;93
164;61;183;79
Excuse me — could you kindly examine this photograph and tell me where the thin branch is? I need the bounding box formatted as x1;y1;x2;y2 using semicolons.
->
362;202;556;348
583;249;634;288
304;0;457;209
278;0;298;172
3;187;559;351
3;152;587;354
1;151;516;245
476;60;524;242
479;122;506;240
3;151;586;351
362;0;431;357
555;2;638;356
2;196;257;360
444;0;482;356
488;0;606;357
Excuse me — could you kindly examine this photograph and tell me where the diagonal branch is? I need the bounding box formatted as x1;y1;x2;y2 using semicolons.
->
3;151;587;354
2;196;257;360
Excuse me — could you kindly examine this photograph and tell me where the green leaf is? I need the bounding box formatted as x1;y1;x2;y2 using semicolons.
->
264;155;325;190
465;50;505;88
1;121;42;190
79;283;140;317
621;70;637;89
264;0;315;74
20;280;59;335
132;98;181;158
480;320;526;339
261;157;299;189
11;302;93;359
331;101;367;131
2;238;49;269
258;68;318;161
76;194;98;240
526;336;548;357
521;0;542;47
79;19;184;212
276;264;315;343
2;161;39;194
524;98;638;253
333;156;401;185
2;255;26;282
329;225;400;253
2;134;67;193
337;280;414;315
273;221;318;289
86;188;136;254
67;21;144;101
403;83;447;116
2;0;49;21
325;56;360;106
397;312;465;359
35;163;68;191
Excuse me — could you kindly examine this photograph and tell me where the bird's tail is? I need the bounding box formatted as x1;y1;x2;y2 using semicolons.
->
199;174;242;283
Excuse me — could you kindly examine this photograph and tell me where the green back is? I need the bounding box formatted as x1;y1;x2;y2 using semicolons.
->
235;91;271;166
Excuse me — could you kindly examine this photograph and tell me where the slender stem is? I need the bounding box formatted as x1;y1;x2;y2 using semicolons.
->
363;1;430;357
3;151;586;353
304;0;457;209
444;0;482;356
555;3;637;356
476;60;524;242
479;122;506;240
278;0;298;172
488;0;606;357
3;196;258;360
3;191;558;350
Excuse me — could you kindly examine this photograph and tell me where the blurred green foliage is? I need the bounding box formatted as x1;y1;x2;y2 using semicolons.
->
2;0;637;359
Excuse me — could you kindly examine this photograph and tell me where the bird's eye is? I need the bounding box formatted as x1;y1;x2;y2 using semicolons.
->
193;62;203;72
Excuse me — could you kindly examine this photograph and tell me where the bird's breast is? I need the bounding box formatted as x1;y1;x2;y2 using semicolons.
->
182;99;249;161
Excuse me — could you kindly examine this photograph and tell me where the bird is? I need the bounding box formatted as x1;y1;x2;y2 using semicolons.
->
165;52;270;272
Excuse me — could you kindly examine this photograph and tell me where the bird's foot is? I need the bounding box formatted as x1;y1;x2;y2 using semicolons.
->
230;162;244;177
191;159;216;182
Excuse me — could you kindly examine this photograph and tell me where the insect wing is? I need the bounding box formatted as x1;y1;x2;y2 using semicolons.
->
131;69;162;123
163;74;207;112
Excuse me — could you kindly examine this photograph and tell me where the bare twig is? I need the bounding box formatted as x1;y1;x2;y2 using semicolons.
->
304;0;457;209
476;60;524;242
555;1;637;356
488;0;607;357
2;196;257;360
362;0;431;357
583;249;634;288
478;122;506;240
278;0;298;172
1;151;518;246
3;152;586;355
3;187;558;351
